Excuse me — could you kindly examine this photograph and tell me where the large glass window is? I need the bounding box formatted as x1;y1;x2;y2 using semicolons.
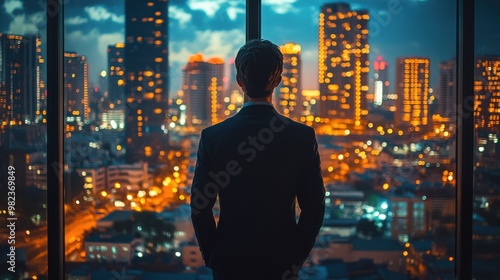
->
263;0;457;278
473;0;500;278
0;1;48;279
62;0;245;277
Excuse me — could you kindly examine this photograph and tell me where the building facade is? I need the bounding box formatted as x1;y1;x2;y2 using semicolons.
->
373;56;389;107
0;33;44;125
318;3;369;127
64;52;89;126
182;54;224;126
438;58;456;122
276;42;302;119
395;57;430;129
474;56;500;133
124;0;169;164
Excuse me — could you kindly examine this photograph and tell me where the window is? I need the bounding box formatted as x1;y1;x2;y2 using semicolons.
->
25;0;494;278
0;4;48;279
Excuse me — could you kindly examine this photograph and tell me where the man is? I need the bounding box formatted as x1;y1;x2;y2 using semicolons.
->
190;39;325;280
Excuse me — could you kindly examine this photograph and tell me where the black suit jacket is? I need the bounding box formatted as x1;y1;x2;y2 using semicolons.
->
190;104;325;276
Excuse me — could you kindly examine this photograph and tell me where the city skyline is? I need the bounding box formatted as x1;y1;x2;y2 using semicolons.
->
1;0;499;95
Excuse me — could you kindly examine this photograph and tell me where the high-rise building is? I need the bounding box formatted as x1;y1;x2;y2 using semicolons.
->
474;56;500;133
101;43;126;130
318;3;369;127
125;0;169;164
395;57;430;129
373;56;389;107
438;58;456;122
108;43;126;108
276;42;302;119
0;34;44;125
300;90;320;126
182;54;224;126
64;52;89;125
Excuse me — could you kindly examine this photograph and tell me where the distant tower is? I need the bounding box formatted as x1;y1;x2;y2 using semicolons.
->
108;43;126;109
438;58;456;122
64;52;89;125
125;0;169;164
474;56;500;133
0;34;43;125
373;56;389;107
277;42;302;120
318;3;369;127
396;57;430;129
182;54;224;126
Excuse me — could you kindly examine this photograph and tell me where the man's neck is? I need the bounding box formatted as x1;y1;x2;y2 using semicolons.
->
245;95;272;103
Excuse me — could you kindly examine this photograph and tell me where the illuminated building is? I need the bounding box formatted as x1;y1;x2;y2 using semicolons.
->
100;43;126;130
373;56;389;107
108;43;126;108
474;56;500;133
125;0;169;164
0;34;44;125
277;42;302;119
318;3;369;126
300;90;320;126
64;52;89;125
182;54;224;126
396;57;430;129
438;58;456;123
224;58;244;118
388;195;428;243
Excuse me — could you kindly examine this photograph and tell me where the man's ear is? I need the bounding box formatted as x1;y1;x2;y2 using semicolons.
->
237;76;243;88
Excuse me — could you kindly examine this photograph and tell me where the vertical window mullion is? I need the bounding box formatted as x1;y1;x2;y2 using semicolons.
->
246;0;261;42
47;0;65;279
456;0;474;278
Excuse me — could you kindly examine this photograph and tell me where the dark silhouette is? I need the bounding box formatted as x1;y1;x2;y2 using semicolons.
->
190;39;325;280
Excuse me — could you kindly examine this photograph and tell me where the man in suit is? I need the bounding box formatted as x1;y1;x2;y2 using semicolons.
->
190;39;325;280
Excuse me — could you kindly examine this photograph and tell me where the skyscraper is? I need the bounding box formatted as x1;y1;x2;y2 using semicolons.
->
64;52;89;125
182;54;224;126
474;56;500;133
0;34;43;125
318;3;369;127
373;56;389;107
108;43;125;108
125;0;169;164
396;57;430;129
277;42;302;119
438;58;456;122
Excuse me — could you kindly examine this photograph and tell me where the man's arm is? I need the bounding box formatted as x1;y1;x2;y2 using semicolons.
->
296;127;325;264
190;130;217;266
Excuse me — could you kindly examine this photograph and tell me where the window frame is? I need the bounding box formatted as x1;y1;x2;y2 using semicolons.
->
45;0;475;278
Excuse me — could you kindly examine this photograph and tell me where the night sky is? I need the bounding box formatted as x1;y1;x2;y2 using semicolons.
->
0;0;499;95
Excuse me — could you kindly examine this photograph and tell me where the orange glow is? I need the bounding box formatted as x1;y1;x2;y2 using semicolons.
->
188;53;204;63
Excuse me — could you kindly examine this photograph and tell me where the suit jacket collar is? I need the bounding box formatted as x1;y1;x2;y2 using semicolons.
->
236;104;278;116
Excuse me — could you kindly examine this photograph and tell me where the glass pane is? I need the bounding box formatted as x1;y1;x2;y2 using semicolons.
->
63;0;244;277
473;0;500;278
0;0;48;279
263;0;456;278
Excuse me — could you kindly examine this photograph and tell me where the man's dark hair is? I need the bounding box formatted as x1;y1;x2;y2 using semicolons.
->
235;39;283;98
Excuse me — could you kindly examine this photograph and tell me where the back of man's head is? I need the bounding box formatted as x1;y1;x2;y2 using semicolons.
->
235;39;283;99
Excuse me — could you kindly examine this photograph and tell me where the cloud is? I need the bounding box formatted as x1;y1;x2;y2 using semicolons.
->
262;0;298;14
186;0;244;20
170;29;245;64
169;6;192;28
7;11;44;34
66;16;89;25
3;0;23;16
226;6;244;21
187;0;224;17
84;6;124;23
